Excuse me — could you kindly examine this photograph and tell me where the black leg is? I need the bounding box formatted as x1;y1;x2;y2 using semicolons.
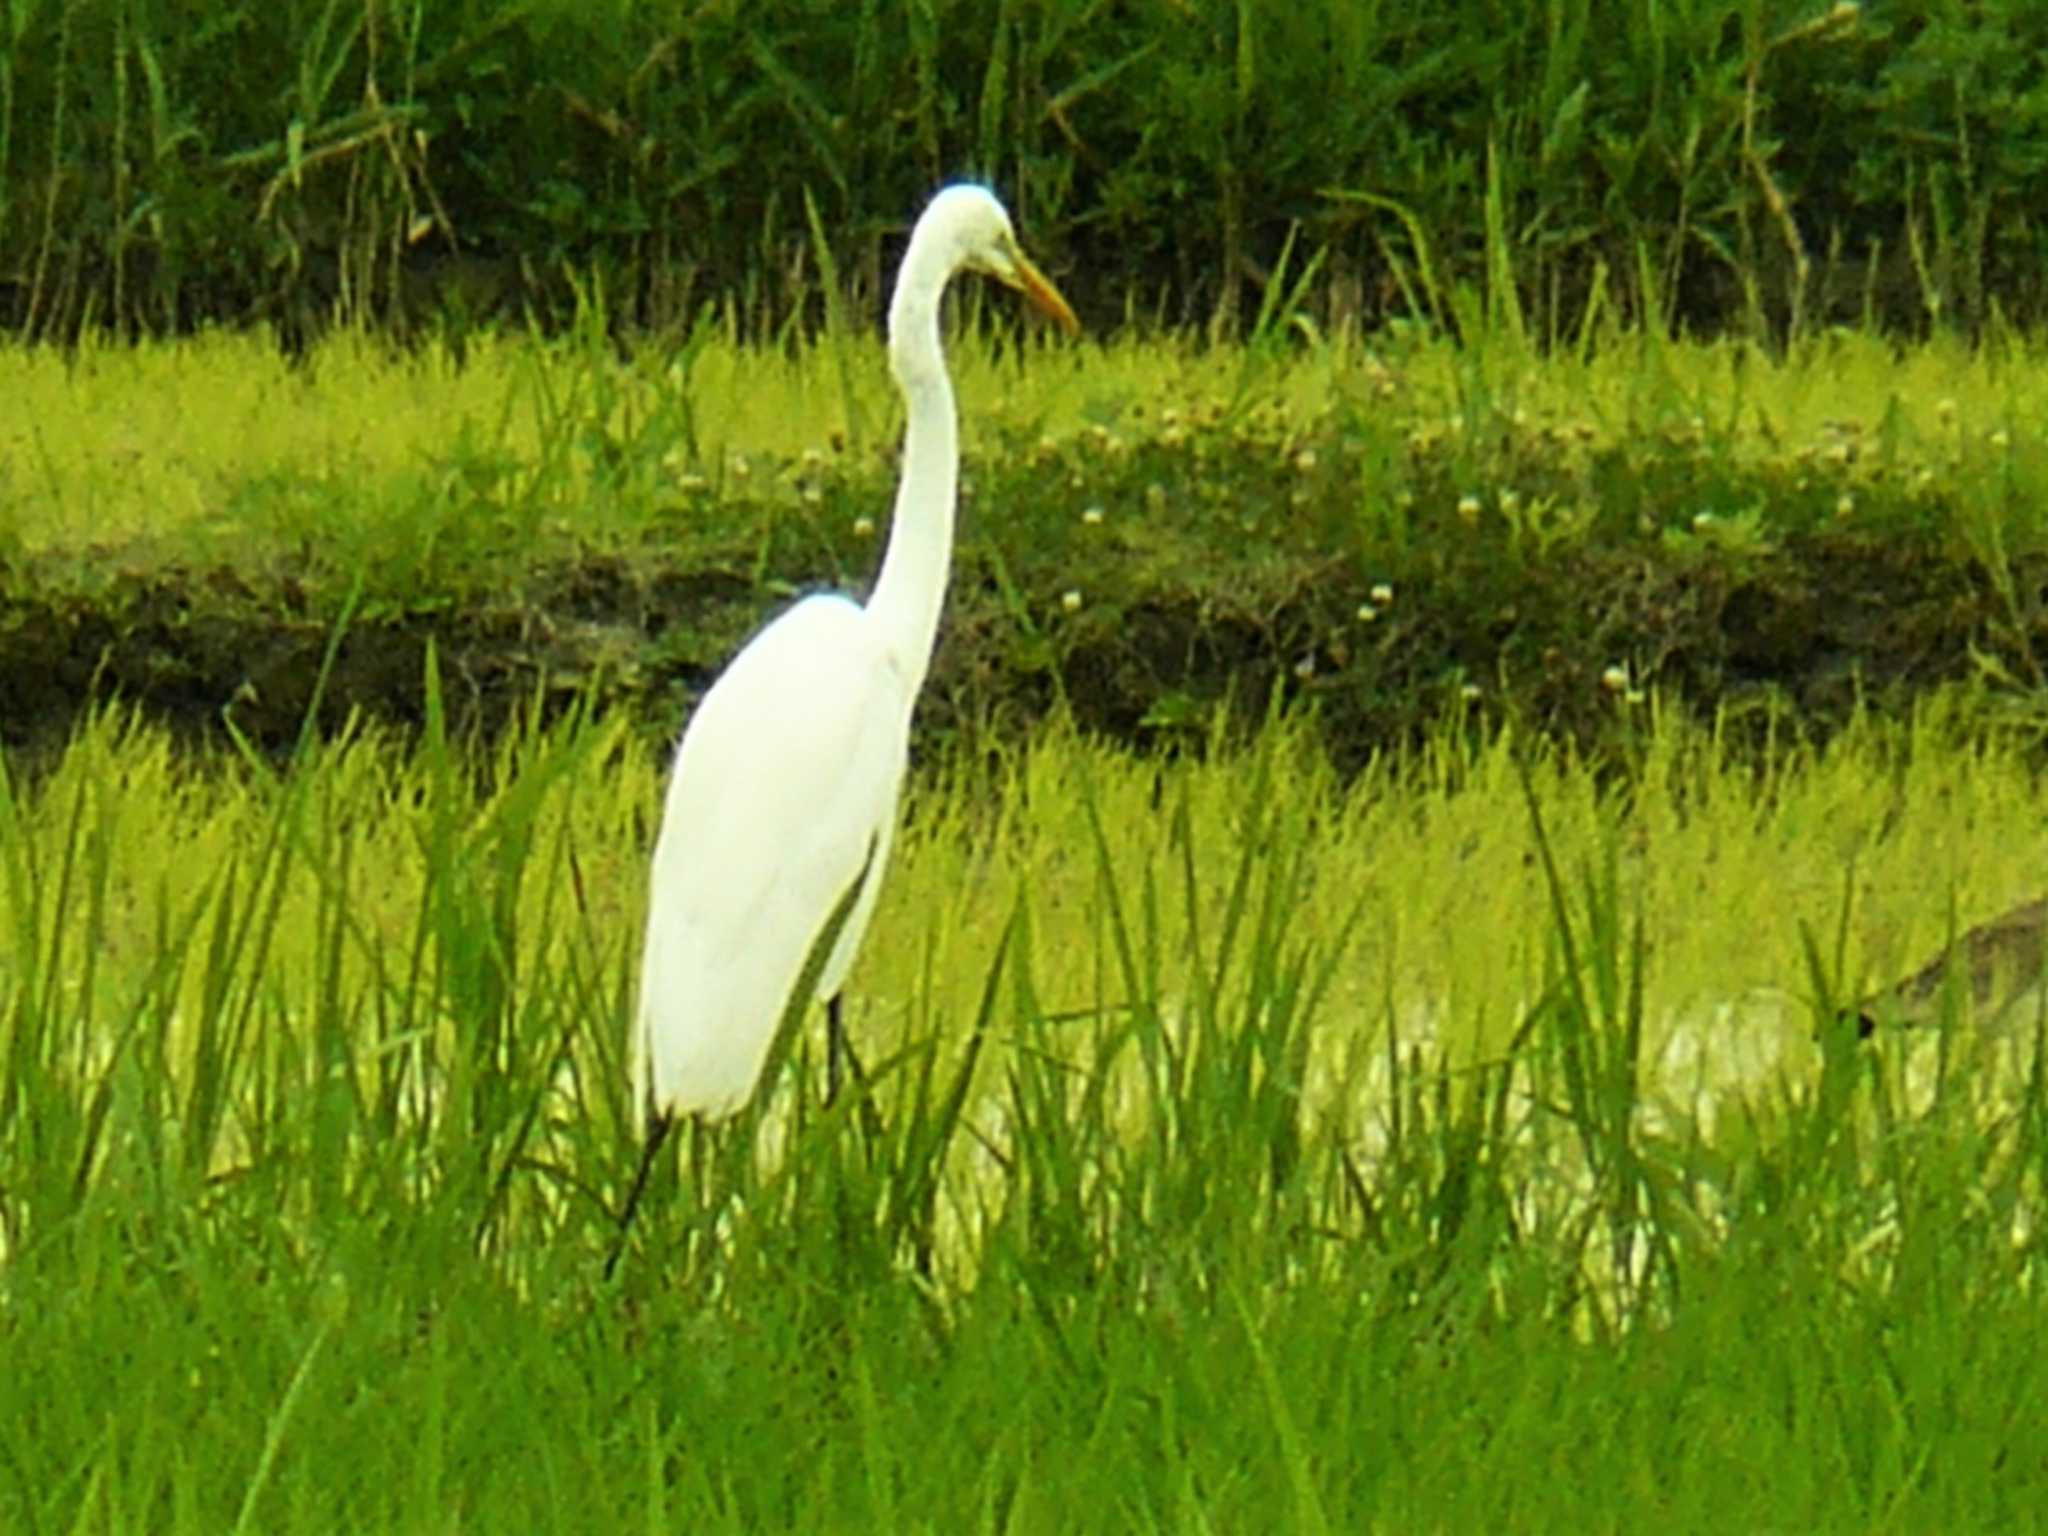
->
826;994;874;1104
825;993;882;1144
604;1110;674;1281
827;994;845;1107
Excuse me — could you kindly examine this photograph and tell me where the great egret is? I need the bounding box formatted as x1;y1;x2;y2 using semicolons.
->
609;185;1078;1267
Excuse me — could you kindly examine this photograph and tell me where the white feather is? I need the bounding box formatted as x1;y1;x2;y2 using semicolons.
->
629;184;1076;1130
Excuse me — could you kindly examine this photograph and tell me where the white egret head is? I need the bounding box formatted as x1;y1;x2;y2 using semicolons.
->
919;184;1079;333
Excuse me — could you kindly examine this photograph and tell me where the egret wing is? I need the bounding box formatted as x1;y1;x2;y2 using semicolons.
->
633;596;911;1121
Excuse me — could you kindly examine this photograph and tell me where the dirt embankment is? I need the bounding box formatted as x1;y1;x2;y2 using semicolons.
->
3;528;2035;769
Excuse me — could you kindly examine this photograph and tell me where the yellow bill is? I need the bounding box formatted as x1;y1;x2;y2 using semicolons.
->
993;238;1080;334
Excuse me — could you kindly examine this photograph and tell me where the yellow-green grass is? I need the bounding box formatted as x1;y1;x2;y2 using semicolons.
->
7;323;2047;557
11;308;2048;1525
4;698;2039;1167
5;695;2043;1213
4;699;2047;1528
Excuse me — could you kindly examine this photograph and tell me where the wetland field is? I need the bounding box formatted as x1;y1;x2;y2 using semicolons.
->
5;328;2048;1530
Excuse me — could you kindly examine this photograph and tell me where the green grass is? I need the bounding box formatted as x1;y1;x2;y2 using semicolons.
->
9;322;2047;560
3;692;2046;1530
10;319;2048;765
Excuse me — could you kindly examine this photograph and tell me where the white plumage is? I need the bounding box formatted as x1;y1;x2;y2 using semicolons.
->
633;595;907;1118
627;185;1078;1146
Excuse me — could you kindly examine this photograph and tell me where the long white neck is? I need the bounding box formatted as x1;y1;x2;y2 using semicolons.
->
865;227;960;701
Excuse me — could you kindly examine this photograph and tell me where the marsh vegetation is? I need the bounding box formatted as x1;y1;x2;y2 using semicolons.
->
3;682;2046;1527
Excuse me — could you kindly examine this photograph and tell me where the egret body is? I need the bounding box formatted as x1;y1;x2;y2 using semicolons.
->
612;186;1076;1262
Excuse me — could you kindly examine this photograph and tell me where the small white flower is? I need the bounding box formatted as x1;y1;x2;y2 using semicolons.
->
1499;489;1520;515
1356;604;1378;623
1835;493;1854;518
1991;429;2011;449
1370;582;1393;606
1460;683;1482;702
1081;506;1104;526
1692;511;1714;530
1457;494;1482;520
1601;664;1629;693
1061;589;1082;613
852;516;875;537
1294;448;1318;474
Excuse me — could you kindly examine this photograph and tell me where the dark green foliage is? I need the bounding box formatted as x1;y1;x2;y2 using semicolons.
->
6;0;2048;340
